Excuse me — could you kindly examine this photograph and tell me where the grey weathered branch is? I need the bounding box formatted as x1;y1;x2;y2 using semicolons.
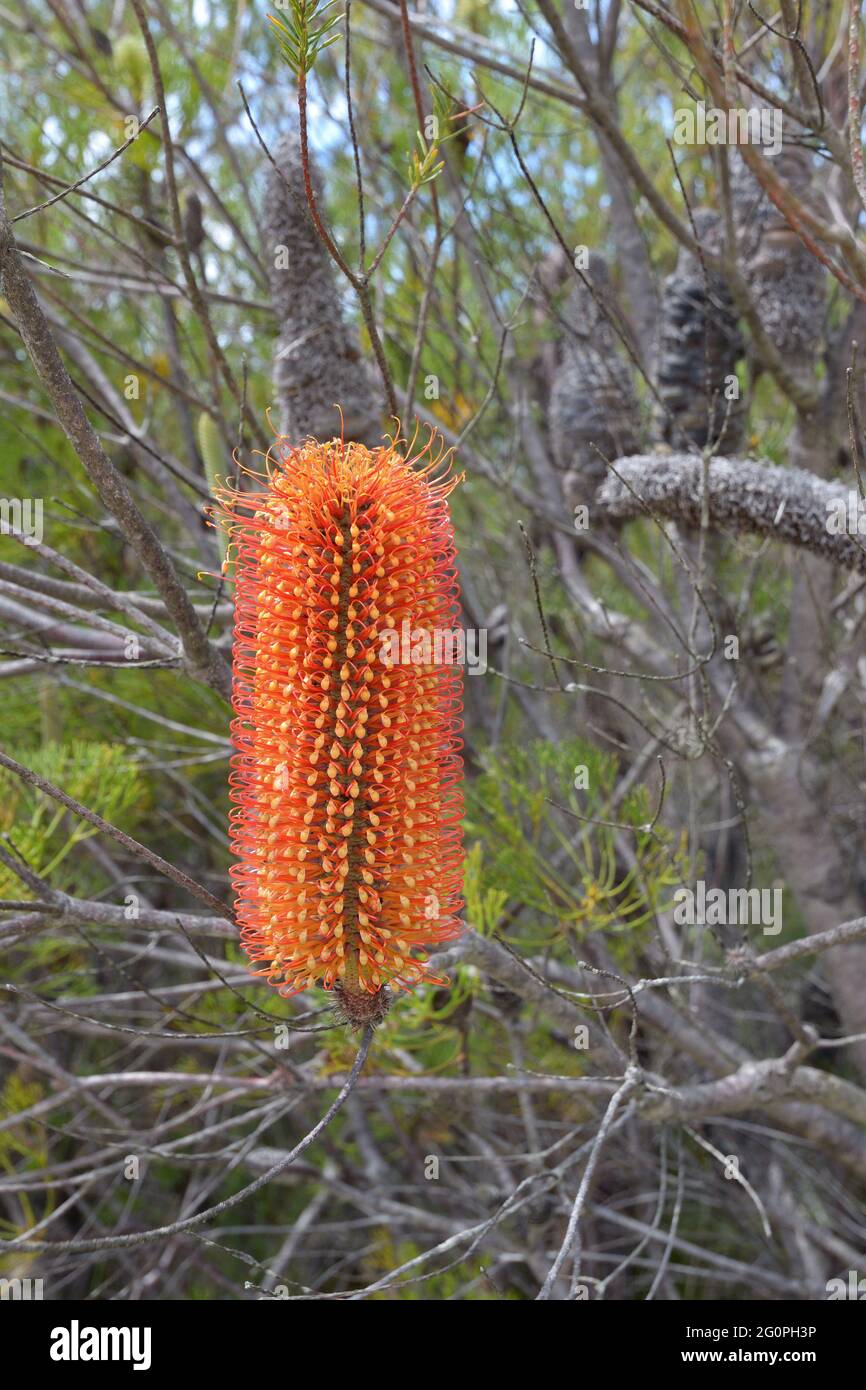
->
595;453;866;571
755;915;866;971
639;1055;866;1133
0;892;234;945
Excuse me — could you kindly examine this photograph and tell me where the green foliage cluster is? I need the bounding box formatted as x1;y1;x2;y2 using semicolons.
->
465;737;686;954
0;741;144;899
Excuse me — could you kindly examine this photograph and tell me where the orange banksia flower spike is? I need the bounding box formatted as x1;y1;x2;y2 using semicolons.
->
213;430;464;1026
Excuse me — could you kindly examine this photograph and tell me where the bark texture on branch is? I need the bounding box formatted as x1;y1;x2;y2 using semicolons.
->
594;452;866;571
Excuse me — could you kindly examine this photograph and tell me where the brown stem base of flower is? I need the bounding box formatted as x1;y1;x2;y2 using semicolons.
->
332;982;392;1029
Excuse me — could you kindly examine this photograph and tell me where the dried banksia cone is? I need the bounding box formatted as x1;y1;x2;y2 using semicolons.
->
264;130;383;447
549;253;641;497
213;433;465;1025
730;150;825;368
654;209;744;454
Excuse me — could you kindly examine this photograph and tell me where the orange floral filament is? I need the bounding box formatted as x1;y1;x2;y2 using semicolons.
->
214;431;464;1019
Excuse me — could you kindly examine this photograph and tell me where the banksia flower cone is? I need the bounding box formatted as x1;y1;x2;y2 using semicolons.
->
214;432;464;1025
